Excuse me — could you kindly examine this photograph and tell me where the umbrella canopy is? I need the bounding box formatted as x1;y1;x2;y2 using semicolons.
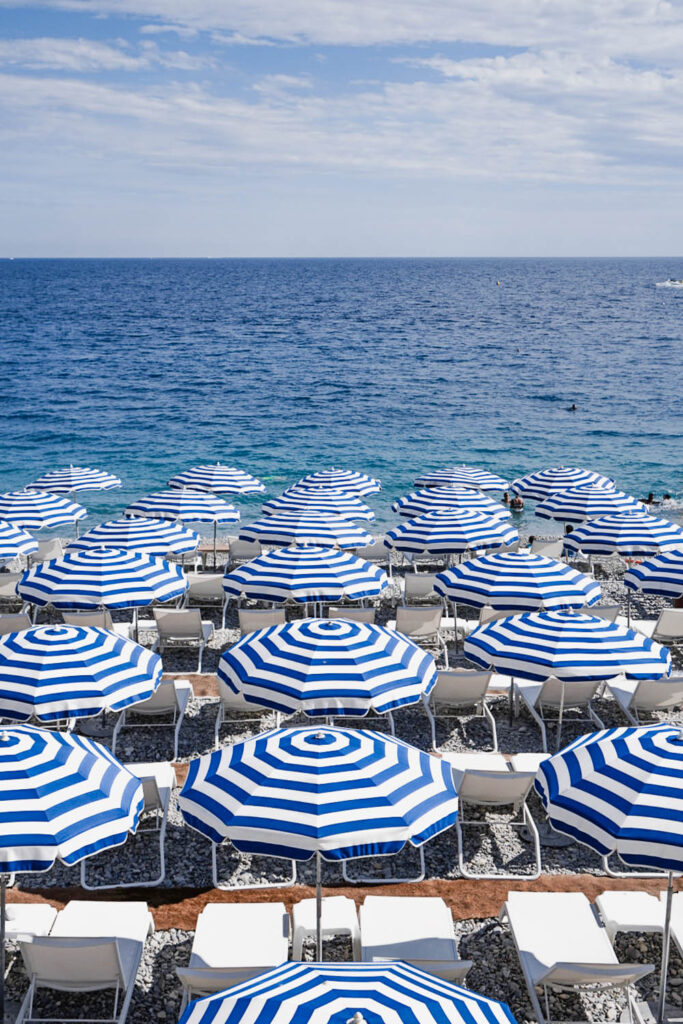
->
168;463;265;494
125;489;239;523
68;517;200;556
435;551;601;611
178;725;458;860
536;724;683;1023
624;550;683;599
262;486;375;522
0;724;142;872
384;509;517;555
27;466;121;493
392;487;510;520
178;960;518;1024
0;520;37;561
223;545;388;604
535;484;644;523
511;467;614;500
0;625;163;723
0;490;86;531
240;512;373;550
17;547;188;609
414;466;509;491
464;610;671;682
563;511;683;556
296;469;381;495
217;617;437;717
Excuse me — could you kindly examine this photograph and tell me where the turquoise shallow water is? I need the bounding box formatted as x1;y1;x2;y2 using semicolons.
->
1;258;681;535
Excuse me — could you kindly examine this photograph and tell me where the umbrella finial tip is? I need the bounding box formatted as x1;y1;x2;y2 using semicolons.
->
347;1015;366;1024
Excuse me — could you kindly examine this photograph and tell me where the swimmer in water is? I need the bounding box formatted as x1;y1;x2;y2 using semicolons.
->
510;495;524;511
569;403;578;411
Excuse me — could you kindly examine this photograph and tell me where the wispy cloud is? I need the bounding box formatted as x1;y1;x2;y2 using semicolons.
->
0;35;208;70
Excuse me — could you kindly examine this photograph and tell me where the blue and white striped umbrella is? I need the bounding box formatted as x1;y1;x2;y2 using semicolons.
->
392;487;510;520
179;961;517;1024
435;552;601;611
563;511;683;556
240;512;373;550
168;463;265;494
384;509;518;555
17;548;188;609
624;550;683;599
536;484;644;523
0;521;37;561
0;725;142;873
511;466;614;500
125;489;239;523
536;724;683;1022
68;517;200;556
464;610;671;682
0;625;163;723
414;466;509;491
296;469;381;496
179;725;458;860
27;466;121;493
0;490;87;530
262;486;375;522
218;617;437;717
223;545;388;604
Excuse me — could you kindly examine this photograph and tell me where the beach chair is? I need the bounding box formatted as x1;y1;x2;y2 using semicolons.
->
359;896;472;982
152;608;214;672
327;605;376;623
443;752;540;879
292;895;361;959
17;900;154;1024
238;607;287;635
112;677;193;760
183;572;229;627
606;674;683;725
0;573;23;609
634;609;683;647
5;903;58;941
513;676;605;752
386;605;448;667
354;539;392;575
80;762;174;890
0;611;32;634
404;573;442;604
176;902;290;1010
530;539;564;559
595;891;665;941
215;677;279;748
500;891;653;1024
28;538;64;566
454;606;512;640
227;539;262;569
590;604;620;622
61;609;132;639
425;669;497;751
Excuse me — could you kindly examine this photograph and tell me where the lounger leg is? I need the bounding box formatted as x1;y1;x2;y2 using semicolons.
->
212;842;297;890
482;701;498;752
422;695;437;750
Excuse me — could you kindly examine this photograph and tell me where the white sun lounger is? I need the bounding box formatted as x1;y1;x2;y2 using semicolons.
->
513;676;605;752
500;891;653;1024
112;677;193;761
606;674;683;725
426;670;497;751
176;902;290;1010
5;902;57;942
17;900;153;1024
214;677;278;750
359;896;472;982
595;890;666;940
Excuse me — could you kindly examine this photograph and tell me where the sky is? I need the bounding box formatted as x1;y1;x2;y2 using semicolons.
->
1;0;683;256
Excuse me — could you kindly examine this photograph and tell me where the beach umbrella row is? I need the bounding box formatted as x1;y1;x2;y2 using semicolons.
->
384;508;517;556
218;617;437;718
179;961;517;1024
563;511;683;555
536;484;644;523
512;466;614;500
296;469;381;495
414;466;509;491
240;511;373;550
393;487;510;520
262;486;375;522
0;520;37;561
625;550;683;598
435;551;601;611
69;517;200;556
28;466;121;493
0;490;86;530
223;545;388;604
168;463;265;494
0;624;162;723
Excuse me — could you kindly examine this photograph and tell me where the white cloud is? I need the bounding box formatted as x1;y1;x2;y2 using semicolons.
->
0;35;208;71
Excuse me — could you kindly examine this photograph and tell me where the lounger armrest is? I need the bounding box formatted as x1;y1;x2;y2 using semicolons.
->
176;965;272;993
538;962;654;988
368;957;473;981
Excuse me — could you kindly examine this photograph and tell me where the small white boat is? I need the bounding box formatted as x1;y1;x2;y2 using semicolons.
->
655;278;683;288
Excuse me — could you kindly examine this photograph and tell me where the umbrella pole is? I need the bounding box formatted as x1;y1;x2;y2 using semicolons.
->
627;591;631;628
1;874;6;1023
657;872;674;1024
316;850;322;961
213;522;217;570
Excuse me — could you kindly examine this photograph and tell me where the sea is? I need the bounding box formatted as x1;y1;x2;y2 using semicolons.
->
1;258;682;537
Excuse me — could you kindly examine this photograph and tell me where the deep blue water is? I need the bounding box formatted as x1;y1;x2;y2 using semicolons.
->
1;258;681;534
